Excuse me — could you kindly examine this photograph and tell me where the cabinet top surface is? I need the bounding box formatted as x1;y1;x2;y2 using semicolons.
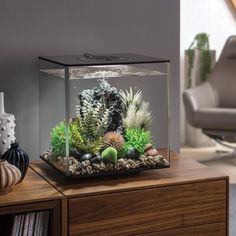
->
0;168;63;207
30;153;228;198
39;53;170;66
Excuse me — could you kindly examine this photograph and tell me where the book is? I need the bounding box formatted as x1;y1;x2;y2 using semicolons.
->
19;214;25;236
42;211;50;236
6;210;50;236
11;214;22;236
22;212;30;236
33;212;40;236
27;212;36;236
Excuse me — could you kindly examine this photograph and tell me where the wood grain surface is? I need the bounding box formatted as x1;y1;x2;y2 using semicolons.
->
0;168;63;207
30;153;229;236
30;153;228;198
69;180;226;236
141;222;226;236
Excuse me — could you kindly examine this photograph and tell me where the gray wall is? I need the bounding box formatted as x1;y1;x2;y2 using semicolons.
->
0;0;180;159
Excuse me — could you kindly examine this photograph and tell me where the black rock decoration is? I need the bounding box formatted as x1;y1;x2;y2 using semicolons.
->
126;148;140;160
2;142;29;182
80;153;93;162
91;154;102;163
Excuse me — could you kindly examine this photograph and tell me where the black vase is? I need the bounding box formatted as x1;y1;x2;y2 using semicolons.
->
2;143;29;181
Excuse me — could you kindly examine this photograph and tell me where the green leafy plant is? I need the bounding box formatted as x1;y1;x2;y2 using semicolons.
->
50;122;72;157
72;99;110;154
124;128;152;154
120;88;152;130
187;33;212;88
70;120;103;154
77;100;109;141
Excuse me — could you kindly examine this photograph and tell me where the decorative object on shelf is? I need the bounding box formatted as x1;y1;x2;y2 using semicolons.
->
2;142;29;181
0;92;16;155
0;159;21;194
39;53;170;179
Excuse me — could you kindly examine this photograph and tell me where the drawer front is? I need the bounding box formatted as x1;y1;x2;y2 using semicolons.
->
142;222;226;236
69;180;227;236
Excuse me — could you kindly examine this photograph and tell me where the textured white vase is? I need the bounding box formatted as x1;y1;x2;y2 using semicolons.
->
0;92;16;154
0;159;21;194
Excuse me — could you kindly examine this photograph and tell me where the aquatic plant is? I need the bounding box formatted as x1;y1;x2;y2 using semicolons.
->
104;131;125;151
120;87;143;113
124;128;152;154
77;99;109;140
77;79;124;131
72;99;109;154
120;88;152;130
70;121;103;154
50;122;72;157
101;147;117;164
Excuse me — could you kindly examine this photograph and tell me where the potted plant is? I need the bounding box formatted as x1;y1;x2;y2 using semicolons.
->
184;33;216;147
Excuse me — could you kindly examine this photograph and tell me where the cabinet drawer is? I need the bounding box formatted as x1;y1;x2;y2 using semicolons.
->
142;222;226;236
69;180;227;236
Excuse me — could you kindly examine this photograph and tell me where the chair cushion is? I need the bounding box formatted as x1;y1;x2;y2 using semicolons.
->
195;108;236;130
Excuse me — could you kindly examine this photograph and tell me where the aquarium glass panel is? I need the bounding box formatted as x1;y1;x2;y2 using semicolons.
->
39;54;170;179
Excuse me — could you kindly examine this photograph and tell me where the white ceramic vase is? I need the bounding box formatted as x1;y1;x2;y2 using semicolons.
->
0;92;16;154
0;159;21;194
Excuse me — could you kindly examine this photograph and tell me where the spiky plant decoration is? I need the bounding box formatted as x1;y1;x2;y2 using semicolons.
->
70;120;103;154
120;87;143;113
120;87;152;130
77;100;109;140
73;99;109;154
104;131;125;151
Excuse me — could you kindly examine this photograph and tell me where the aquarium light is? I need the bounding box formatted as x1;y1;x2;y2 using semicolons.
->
41;64;165;80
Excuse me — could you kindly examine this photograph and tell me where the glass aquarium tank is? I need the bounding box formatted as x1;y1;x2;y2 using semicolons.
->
39;53;170;179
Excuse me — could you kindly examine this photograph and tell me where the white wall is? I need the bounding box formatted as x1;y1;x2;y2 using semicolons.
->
180;0;236;144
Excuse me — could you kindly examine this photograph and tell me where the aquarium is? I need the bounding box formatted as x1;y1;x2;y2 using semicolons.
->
39;53;170;179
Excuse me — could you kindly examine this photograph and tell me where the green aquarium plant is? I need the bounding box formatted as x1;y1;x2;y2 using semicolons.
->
70;119;103;154
101;147;118;164
187;33;212;88
120;88;152;130
71;99;110;154
50;122;72;157
124;128;152;154
76;99;109;141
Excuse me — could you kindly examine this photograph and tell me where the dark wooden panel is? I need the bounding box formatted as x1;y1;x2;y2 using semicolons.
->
69;180;227;236
140;222;226;236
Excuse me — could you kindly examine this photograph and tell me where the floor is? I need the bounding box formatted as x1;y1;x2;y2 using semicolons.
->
181;145;236;236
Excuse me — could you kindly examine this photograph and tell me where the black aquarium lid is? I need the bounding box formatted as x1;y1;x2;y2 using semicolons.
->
39;53;170;66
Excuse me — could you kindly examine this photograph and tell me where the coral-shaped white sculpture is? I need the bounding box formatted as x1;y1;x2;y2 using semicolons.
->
0;92;15;155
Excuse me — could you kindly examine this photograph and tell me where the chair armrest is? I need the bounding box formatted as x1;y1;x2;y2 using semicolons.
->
183;82;218;127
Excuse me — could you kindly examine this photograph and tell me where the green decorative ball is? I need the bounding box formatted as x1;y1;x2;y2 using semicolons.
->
101;147;118;164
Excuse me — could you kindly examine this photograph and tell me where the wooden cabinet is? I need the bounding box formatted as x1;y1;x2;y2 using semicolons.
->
0;168;63;236
31;153;229;236
68;180;226;236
